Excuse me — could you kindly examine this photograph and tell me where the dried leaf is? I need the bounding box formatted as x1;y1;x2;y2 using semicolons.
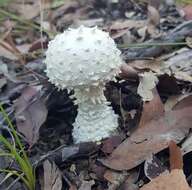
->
147;5;160;26
121;170;139;190
100;107;192;171
140;169;191;190
141;142;190;190
162;49;192;82
0;78;7;91
137;72;158;101
186;37;192;48
128;60;163;73
138;88;164;128
147;5;160;36
101;136;123;154
14;86;48;147
182;5;192;20
104;169;129;190
0;43;17;60
108;19;146;40
169;96;192;155
43;160;62;190
119;64;138;80
165;94;192;112
109;20;146;31
172;94;192;110
169;141;183;170
69;185;77;190
8;0;51;20
104;169;128;185
181;132;192;154
144;154;168;180
165;95;185;112
78;180;95;190
62;146;79;162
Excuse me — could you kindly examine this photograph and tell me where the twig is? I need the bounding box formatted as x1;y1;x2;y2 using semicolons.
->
118;42;188;49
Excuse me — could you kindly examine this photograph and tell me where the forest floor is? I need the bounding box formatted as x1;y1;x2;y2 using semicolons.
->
1;0;192;189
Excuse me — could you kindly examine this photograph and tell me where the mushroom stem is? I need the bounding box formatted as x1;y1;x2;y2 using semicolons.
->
72;100;118;143
72;85;118;143
73;85;107;104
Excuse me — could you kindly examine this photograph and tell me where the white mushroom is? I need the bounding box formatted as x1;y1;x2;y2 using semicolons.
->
45;26;123;143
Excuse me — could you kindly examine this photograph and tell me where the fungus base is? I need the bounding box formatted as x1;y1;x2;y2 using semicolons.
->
72;86;118;143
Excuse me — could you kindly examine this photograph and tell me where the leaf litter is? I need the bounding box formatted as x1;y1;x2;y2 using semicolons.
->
1;0;192;189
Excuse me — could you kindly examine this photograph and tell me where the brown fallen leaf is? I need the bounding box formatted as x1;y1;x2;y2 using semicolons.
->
120;170;139;190
101;135;124;154
144;154;168;180
169;141;183;170
162;49;192;83
104;168;139;190
109;20;146;31
164;94;192;112
69;185;77;190
147;5;160;37
8;0;51;20
140;169;190;190
172;94;192;110
128;59;163;73
0;43;17;60
14;86;48;147
140;141;191;190
43;160;62;190
78;180;95;190
182;5;192;20
104;169;128;185
138;88;164;128
137;72;159;101
119;63;138;80
100;106;192;171
166;95;192;155
147;5;160;27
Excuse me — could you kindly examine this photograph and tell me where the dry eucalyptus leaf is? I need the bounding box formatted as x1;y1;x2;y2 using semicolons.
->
147;5;160;26
165;94;192;112
43;160;62;190
0;44;17;60
141;141;190;190
8;0;51;20
14;86;48;147
119;63;138;80
78;180;95;190
182;133;192;155
144;154;168;180
109;20;146;30
147;5;160;37
140;169;191;190
162;49;192;82
186;37;192;48
173;94;192;110
138;88;164;128
168;96;192;155
182;5;192;21
100;107;192;171
104;169;128;185
137;72;158;101
129;59;163;73
169;141;183;170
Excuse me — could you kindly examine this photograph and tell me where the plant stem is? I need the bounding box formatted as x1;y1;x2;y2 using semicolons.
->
118;42;188;49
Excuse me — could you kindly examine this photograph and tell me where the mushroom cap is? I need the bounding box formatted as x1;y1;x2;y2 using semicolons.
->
45;26;122;90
